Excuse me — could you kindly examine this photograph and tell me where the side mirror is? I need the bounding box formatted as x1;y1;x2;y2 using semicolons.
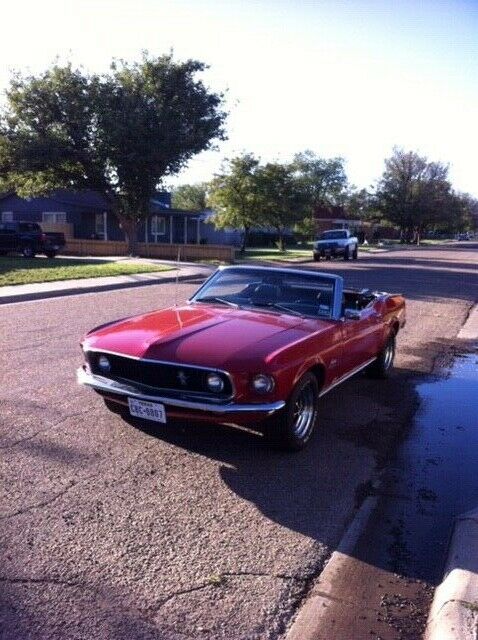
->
344;308;361;320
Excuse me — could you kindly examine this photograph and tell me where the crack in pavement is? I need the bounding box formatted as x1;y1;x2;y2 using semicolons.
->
0;575;90;589
148;570;307;613
0;408;95;449
0;438;158;520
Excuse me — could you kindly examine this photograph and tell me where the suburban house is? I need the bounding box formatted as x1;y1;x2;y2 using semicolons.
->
314;204;363;234
0;190;205;244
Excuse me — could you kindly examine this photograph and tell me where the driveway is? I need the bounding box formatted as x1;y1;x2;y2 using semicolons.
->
0;243;476;639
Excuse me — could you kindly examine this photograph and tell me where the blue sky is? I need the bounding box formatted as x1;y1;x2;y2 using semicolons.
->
1;0;477;195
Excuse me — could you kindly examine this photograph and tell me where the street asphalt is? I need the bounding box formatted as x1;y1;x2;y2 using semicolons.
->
0;242;477;640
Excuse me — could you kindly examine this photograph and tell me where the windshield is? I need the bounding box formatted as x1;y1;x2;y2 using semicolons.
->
319;230;347;240
191;267;337;319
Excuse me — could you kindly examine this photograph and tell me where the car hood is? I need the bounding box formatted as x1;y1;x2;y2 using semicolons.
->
83;304;331;370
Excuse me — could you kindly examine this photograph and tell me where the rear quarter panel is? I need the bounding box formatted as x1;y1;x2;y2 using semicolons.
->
375;294;406;348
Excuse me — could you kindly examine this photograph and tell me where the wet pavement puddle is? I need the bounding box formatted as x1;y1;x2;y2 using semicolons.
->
376;349;478;584
341;349;478;639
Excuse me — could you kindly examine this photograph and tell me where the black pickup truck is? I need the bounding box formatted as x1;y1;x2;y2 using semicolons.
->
0;221;66;258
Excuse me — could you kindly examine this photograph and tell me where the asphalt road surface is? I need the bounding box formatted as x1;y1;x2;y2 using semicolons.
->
1;242;476;640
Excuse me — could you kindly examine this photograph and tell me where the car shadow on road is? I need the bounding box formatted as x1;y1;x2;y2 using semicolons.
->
118;367;419;546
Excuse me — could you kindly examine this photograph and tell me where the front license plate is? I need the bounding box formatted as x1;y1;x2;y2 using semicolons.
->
128;398;166;423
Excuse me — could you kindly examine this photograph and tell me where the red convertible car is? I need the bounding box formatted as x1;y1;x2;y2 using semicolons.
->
78;266;405;450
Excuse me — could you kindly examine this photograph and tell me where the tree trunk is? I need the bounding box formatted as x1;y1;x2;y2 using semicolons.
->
415;227;421;246
240;226;250;254
277;229;285;252
120;217;138;256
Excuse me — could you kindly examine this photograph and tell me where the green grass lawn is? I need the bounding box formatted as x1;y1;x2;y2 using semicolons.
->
0;256;172;286
237;246;313;262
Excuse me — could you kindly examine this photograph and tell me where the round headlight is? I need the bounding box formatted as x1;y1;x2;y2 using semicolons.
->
98;355;111;373
252;374;274;394
206;372;225;393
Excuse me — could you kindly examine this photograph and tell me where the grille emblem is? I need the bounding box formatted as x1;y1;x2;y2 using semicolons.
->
177;370;188;386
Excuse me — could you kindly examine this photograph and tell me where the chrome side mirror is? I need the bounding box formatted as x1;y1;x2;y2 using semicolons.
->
344;308;361;320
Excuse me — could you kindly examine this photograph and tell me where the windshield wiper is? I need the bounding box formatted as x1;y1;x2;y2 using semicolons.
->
195;296;240;309
251;301;304;317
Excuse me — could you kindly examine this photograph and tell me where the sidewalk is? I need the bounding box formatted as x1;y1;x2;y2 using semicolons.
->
0;263;212;304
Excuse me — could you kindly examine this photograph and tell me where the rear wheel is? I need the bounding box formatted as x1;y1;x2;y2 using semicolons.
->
313;253;320;262
262;372;319;451
367;335;396;379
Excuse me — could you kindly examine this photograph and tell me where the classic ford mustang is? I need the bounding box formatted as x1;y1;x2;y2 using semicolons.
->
78;266;405;450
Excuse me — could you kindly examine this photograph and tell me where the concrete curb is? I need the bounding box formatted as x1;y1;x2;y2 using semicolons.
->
457;304;478;341
424;508;478;640
286;481;381;640
424;308;478;640
0;270;208;305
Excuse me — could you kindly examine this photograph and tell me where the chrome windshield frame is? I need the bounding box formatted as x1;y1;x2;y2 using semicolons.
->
189;265;344;321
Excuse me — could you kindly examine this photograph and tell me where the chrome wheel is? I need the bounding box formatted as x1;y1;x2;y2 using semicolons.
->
262;371;319;450
383;340;395;370
292;381;316;439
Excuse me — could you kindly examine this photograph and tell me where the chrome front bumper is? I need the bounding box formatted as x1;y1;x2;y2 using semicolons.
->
77;367;285;415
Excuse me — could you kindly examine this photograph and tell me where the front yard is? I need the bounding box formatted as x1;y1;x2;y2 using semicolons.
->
0;256;172;286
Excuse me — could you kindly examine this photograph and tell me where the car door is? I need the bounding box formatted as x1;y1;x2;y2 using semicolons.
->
341;306;383;373
0;222;16;251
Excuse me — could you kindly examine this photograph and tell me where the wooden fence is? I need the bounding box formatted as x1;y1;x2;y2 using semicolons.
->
63;238;236;262
41;222;75;238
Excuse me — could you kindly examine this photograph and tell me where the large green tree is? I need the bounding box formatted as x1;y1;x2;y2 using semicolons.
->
0;55;226;253
292;150;348;209
207;153;261;252
376;148;453;244
255;162;308;251
171;182;208;210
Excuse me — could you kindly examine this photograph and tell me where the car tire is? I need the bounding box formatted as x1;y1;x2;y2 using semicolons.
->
45;251;57;258
325;255;331;261
367;335;396;379
262;372;319;451
352;246;358;260
21;245;35;258
313;254;320;262
344;247;350;261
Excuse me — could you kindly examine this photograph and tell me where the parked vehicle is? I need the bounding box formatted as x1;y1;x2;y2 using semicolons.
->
78;265;406;451
0;221;65;258
457;232;471;241
313;229;358;261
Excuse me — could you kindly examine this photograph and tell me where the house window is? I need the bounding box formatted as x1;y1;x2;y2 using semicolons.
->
151;215;165;241
95;212;107;239
1;212;13;222
42;212;66;224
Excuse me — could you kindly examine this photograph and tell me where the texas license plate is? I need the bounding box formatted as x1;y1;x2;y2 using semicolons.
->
128;398;166;423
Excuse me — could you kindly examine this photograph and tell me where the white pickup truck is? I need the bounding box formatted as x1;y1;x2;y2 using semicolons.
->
313;229;359;261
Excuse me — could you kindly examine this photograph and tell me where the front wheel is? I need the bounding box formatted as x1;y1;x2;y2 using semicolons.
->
343;247;350;261
352;246;358;260
45;251;57;259
367;335;396;379
313;253;320;262
262;372;319;451
21;245;35;258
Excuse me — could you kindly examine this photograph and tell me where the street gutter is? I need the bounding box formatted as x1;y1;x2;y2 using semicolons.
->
285;304;478;640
